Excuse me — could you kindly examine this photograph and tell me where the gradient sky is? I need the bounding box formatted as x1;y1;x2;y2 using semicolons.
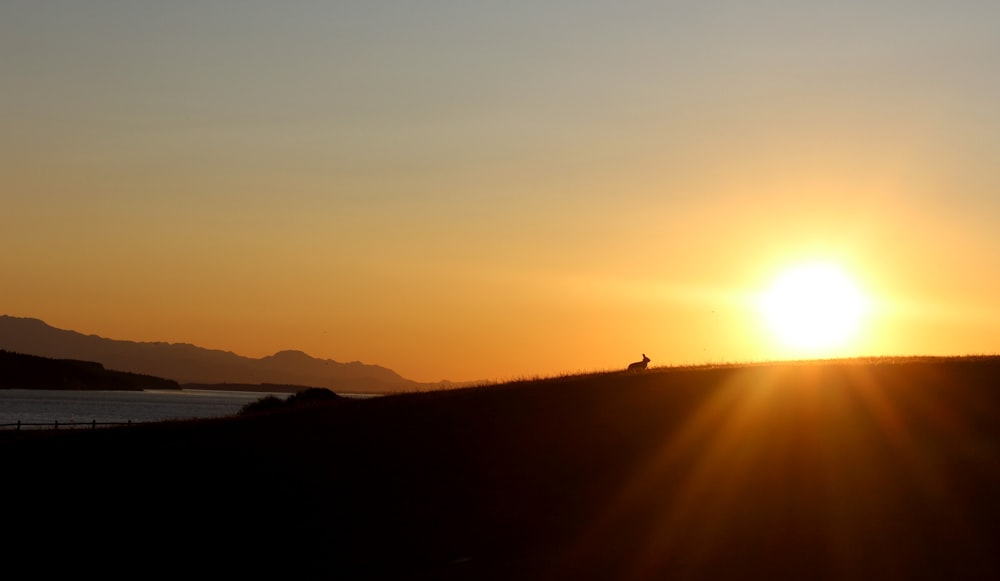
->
3;1;999;383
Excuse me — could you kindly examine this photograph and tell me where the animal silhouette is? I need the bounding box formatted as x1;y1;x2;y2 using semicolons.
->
627;353;650;372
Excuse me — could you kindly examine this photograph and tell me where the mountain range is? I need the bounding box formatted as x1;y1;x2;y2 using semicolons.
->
0;315;433;393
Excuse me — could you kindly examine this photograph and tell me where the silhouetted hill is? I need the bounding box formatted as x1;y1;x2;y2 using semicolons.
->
0;350;180;390
0;315;422;393
3;356;999;579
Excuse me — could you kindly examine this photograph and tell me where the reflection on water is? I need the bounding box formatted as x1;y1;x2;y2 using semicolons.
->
0;389;290;426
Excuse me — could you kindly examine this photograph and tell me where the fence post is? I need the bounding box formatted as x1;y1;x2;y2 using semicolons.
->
92;419;96;429
55;420;59;430
16;420;20;431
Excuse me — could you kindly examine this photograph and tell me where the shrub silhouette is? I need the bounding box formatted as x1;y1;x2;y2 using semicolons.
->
239;387;340;415
286;387;340;406
239;395;285;415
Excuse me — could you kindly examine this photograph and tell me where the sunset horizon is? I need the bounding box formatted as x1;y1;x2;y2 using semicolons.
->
4;2;999;383
2;311;997;386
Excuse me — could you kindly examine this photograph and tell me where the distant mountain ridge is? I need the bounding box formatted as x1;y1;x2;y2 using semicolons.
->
0;316;422;393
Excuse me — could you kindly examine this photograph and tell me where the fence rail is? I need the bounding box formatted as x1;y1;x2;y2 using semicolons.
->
0;419;134;431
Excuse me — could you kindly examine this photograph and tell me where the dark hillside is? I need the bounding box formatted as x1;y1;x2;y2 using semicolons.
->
0;350;180;390
2;357;1000;579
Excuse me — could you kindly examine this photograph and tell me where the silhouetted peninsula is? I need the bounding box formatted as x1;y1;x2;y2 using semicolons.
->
0;315;425;393
0;350;180;391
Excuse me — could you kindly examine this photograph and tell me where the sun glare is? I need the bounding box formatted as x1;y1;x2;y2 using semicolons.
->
757;262;870;356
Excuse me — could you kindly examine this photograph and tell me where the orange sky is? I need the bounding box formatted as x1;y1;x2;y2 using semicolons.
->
3;2;999;382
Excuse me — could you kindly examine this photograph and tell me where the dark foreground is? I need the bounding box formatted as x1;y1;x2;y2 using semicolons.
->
3;357;1000;580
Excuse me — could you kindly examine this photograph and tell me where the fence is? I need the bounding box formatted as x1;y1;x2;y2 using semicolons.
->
0;419;134;431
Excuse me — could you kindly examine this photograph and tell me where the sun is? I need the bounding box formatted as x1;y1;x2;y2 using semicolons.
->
756;262;870;356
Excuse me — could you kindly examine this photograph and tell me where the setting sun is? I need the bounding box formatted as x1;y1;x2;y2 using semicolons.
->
757;262;870;356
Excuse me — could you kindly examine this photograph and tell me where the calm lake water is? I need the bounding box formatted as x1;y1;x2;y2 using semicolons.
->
0;389;288;428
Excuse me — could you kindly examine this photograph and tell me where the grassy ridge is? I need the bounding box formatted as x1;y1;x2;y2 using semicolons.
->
3;357;1000;579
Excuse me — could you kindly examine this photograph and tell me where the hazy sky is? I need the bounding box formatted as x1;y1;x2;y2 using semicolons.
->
3;1;999;382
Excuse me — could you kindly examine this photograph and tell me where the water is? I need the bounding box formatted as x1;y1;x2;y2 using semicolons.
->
0;389;288;428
